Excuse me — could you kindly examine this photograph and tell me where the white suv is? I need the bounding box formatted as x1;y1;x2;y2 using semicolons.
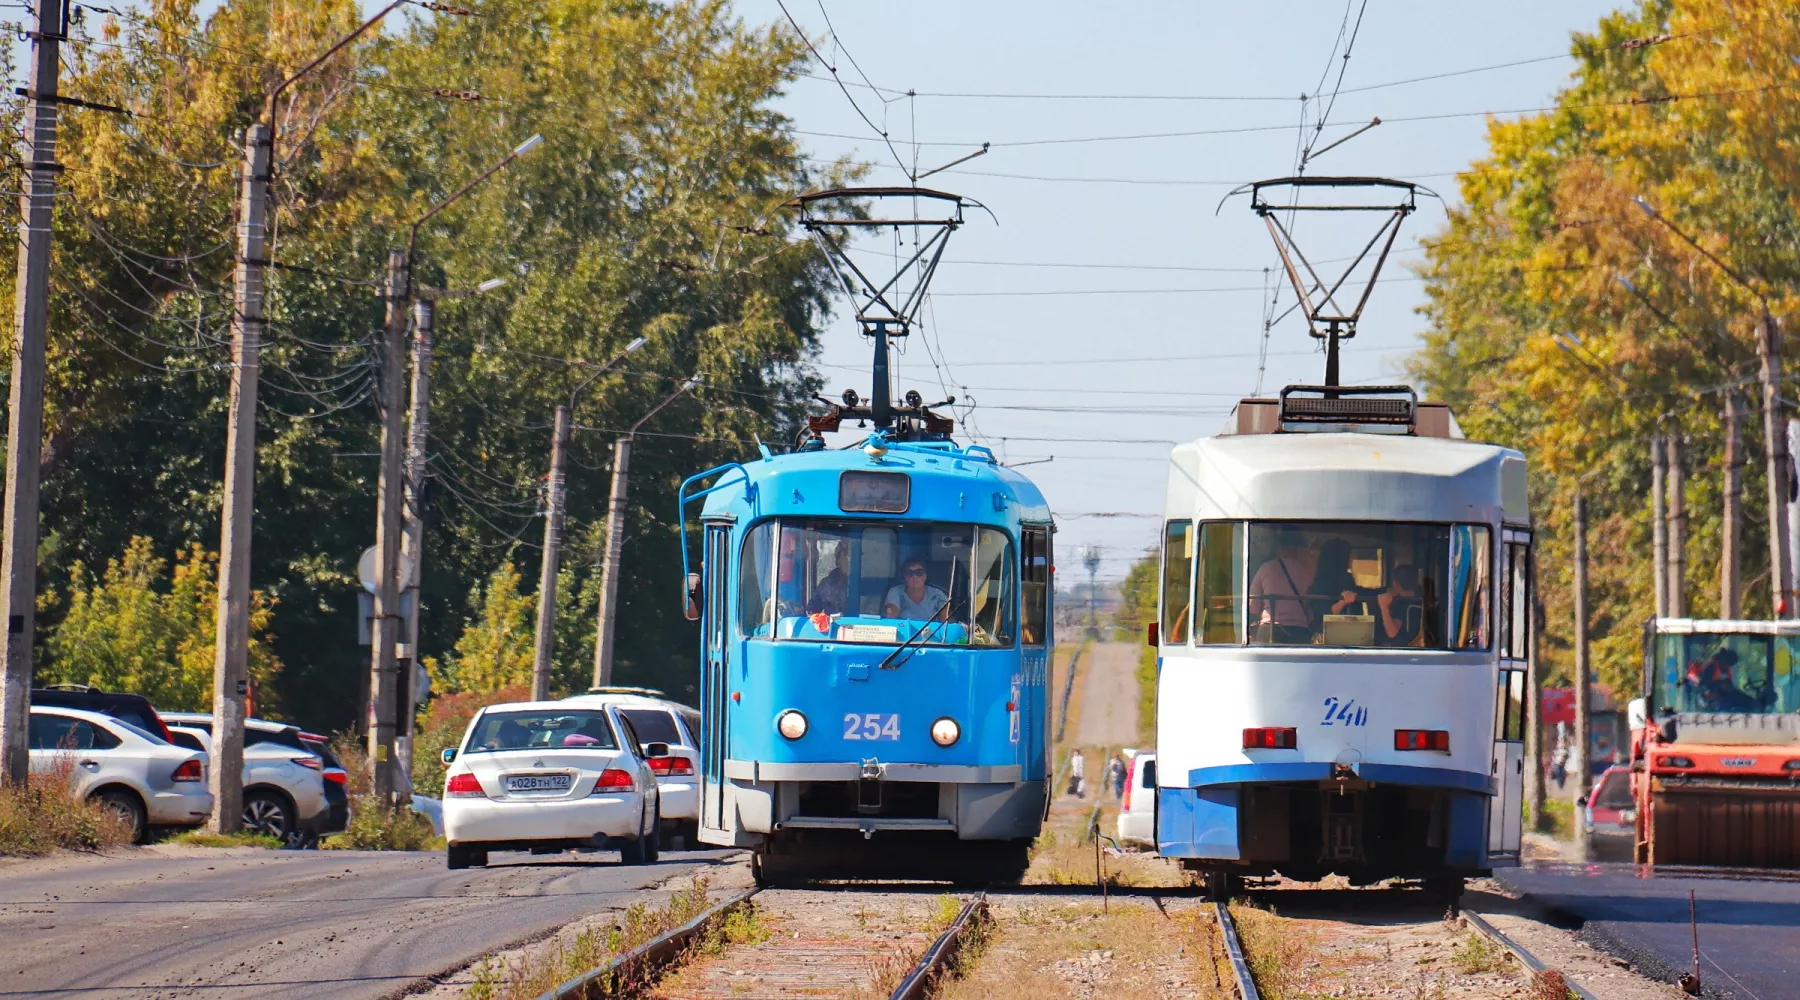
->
28;706;213;842
562;688;701;847
160;713;332;844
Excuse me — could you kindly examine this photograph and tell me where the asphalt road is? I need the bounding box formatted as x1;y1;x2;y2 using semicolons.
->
0;845;738;1000
1074;641;1140;750
1498;862;1800;1000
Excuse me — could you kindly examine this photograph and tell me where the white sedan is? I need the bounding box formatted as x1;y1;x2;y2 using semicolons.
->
28;706;214;842
561;690;701;844
440;702;664;870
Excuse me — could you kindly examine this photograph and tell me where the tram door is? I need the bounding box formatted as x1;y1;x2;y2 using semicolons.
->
700;523;733;837
1488;531;1531;864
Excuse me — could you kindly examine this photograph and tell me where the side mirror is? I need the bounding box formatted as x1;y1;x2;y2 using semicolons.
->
1142;759;1157;787
441;748;457;765
684;572;703;622
645;741;670;759
1145;622;1159;648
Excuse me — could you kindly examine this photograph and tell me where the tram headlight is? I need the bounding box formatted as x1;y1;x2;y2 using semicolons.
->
930;717;960;747
776;710;808;740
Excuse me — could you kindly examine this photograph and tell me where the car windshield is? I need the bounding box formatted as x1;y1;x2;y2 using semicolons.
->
1653;631;1800;716
465;710;618;753
740;519;1016;647
1171;520;1491;649
617;709;682;744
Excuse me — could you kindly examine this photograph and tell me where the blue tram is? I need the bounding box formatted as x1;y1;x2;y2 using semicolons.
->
678;436;1053;883
675;186;1051;884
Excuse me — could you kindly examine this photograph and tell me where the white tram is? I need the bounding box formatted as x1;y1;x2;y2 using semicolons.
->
1152;386;1531;896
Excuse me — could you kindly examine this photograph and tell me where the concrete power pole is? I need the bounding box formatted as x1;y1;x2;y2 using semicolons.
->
592;436;632;689
1788;420;1800;614
368;250;409;802
1652;436;1668;619
398;296;434;788
1723;391;1743;618
208;123;271;832
1757;312;1792;617
531;405;571;701
1082;546;1101;638
0;0;63;786
1668;434;1687;617
1572;488;1592;808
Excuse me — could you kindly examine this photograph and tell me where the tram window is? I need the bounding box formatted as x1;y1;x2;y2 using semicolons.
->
1496;668;1526;741
1021;527;1050;646
1196;522;1244;645
739;522;776;636
971;528;1017;646
1161;521;1194;644
1450;526;1492;650
1501;541;1531;661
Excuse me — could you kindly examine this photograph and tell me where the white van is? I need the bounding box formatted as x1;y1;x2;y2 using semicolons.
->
1115;751;1157;849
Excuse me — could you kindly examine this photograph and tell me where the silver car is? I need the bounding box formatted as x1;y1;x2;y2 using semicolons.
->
562;689;702;847
28;706;213;842
162;713;332;843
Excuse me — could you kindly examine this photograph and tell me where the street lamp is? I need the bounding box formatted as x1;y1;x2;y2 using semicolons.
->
1633;195;1791;618
592;376;704;688
527;338;653;699
368;134;548;802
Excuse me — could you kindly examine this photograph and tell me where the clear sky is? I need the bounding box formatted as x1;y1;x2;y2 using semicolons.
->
736;0;1624;580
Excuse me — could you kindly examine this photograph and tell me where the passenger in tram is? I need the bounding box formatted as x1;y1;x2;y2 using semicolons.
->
884;556;948;621
1250;528;1316;640
1310;537;1364;618
806;547;852;616
1376;564;1423;646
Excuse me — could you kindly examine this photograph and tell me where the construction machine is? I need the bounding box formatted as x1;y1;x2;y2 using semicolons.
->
1632;618;1800;867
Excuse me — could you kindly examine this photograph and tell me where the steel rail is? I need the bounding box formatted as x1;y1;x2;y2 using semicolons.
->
889;892;992;1000
1462;908;1600;1000
1214;901;1262;1000
531;886;760;1000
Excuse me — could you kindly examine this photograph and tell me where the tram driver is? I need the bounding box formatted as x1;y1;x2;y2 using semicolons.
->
885;555;949;621
1250;528;1316;642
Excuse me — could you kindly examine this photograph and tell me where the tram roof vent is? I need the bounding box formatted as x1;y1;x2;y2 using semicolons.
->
1225;385;1460;438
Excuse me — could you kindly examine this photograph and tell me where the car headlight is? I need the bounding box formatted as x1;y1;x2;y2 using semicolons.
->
777;710;808;740
930;717;960;747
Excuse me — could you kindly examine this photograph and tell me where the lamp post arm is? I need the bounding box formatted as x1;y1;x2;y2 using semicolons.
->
568;336;650;411
265;0;406;130
407;139;539;266
629;378;701;436
1638;201;1770;308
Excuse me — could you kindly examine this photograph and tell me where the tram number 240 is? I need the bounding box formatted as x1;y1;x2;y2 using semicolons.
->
1320;697;1369;727
843;713;902;741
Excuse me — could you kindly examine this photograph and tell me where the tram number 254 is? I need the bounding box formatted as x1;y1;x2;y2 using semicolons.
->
1320;697;1368;727
843;713;902;741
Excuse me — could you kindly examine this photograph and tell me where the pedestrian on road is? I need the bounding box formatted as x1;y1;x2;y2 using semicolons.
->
1067;748;1086;798
1107;752;1126;799
1551;721;1569;789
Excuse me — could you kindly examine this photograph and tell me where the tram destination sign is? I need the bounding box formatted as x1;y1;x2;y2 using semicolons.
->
839;470;910;513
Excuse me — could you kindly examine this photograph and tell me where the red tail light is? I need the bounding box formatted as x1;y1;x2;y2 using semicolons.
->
292;757;322;771
299;732;329;743
323;769;348;786
446;772;486;797
647;756;696;777
171;759;203;782
592;769;635;793
1243;727;1297;750
1394;729;1450;752
1121;761;1135;811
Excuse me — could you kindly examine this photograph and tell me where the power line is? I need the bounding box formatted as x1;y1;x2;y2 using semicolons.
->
773;0;911;179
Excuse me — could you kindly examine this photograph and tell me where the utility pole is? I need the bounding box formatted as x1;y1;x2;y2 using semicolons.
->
530;405;570;701
1083;546;1101;638
1652;436;1668;619
592;374;696;688
398;295;433;789
1668;434;1687;617
1723;392;1743;619
208;123;270;832
1756;312;1792;617
368;250;408;802
1572;488;1592;810
0;0;63;786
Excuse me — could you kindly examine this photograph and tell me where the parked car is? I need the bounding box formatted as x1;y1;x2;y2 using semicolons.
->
1581;764;1635;862
32;686;177;742
28;706;212;842
160;713;338;844
440;700;665;870
296;733;351;837
563;688;701;847
1116;750;1157;849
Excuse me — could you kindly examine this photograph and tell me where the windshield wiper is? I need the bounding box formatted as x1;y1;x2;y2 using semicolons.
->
877;557;958;671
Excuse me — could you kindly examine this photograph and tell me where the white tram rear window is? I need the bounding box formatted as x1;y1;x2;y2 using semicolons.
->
741;519;1017;648
1179;521;1491;650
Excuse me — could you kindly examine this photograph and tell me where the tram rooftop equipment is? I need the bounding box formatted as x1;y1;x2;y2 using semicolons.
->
676;187;1053;885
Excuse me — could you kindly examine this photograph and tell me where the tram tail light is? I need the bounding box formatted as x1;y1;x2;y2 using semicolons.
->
1394;729;1450;752
1242;727;1297;750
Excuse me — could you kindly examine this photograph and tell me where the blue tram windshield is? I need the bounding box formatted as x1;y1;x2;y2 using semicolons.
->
1186;521;1490;650
1654;631;1800;716
740;519;1015;647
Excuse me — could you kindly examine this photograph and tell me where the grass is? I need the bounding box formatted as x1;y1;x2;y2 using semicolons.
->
323;795;443;851
1229;904;1323;1000
939;903;1231;1000
0;759;134;856
469;876;729;1000
1135;641;1157;746
167;829;281;849
1538;796;1576;839
1451;931;1508;975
